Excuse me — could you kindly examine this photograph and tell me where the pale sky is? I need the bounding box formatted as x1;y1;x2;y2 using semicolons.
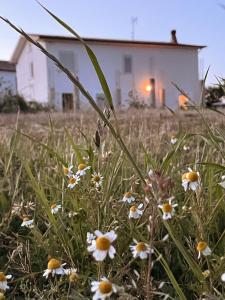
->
0;0;225;85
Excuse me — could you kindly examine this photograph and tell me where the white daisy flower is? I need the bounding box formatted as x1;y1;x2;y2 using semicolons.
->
196;242;212;259
76;164;91;177
170;136;178;144
50;203;61;214
64;268;77;276
130;240;153;259
183;145;190;152
63;164;73;178
91;277;117;300
68;175;80;189
43;258;66;279
122;192;135;204
92;172;104;188
221;273;225;282
87;230;117;261
158;197;178;220
87;232;96;244
129;203;143;219
182;168;199;191
0;272;12;291
219;175;225;189
21;217;34;228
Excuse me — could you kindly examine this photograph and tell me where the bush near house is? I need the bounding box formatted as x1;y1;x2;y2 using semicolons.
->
0;92;50;113
205;79;225;107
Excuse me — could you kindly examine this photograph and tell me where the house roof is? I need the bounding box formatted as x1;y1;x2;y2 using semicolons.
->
0;60;16;72
11;34;206;63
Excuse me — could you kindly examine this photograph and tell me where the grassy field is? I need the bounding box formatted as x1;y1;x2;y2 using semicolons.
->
0;109;225;299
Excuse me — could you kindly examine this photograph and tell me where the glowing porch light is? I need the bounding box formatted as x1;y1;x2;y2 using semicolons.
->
145;84;152;92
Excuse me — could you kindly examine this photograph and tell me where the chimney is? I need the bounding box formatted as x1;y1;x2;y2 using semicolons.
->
171;30;178;44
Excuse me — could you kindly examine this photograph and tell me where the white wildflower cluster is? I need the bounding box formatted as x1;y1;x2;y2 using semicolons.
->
63;163;103;190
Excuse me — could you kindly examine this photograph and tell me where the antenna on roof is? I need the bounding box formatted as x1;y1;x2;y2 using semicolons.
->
131;17;138;40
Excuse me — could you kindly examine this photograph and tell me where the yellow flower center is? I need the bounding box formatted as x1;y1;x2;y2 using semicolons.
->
78;164;86;170
162;203;172;213
99;281;112;294
47;258;61;270
125;192;132;198
130;205;137;212
51;203;57;209
69;177;76;185
0;292;5;300
96;236;111;251
63;166;69;175
93;175;100;182
186;172;198;182
196;241;207;252
182;173;188;181
0;273;6;282
69;272;79;282
136;242;147;252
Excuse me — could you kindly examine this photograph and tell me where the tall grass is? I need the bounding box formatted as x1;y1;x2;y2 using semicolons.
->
0;5;225;299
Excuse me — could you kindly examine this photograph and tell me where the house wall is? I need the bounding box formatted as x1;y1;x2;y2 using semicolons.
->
45;41;201;110
0;71;17;95
16;42;48;104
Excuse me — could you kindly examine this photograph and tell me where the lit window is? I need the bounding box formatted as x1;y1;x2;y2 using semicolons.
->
124;56;132;74
179;95;188;110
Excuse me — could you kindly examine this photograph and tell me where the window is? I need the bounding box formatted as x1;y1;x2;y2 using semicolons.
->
123;56;132;74
59;51;75;73
179;95;188;110
30;62;34;78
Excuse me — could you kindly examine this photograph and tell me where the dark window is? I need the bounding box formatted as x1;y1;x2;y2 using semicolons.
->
59;51;75;73
30;62;34;78
124;56;132;74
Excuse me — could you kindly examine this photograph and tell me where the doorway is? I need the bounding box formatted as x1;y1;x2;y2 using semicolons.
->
62;93;74;112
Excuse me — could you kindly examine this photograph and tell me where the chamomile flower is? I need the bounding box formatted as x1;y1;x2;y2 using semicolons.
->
64;268;77;276
219;175;225;189
158;197;178;220
63;164;73;177
87;232;96;244
50;203;61;214
76;164;91;177
182;168;199;191
183;145;190;152
87;230;117;261
43;258;66;279
91;277;117;300
170;136;178;144
130;240;152;259
0;272;12;291
21;217;34;228
129;203;144;219
196;242;212;259
221;273;225;282
92;172;104;188
122;192;135;204
68;175;80;189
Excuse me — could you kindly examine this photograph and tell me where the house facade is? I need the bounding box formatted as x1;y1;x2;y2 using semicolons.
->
0;61;17;96
11;32;205;111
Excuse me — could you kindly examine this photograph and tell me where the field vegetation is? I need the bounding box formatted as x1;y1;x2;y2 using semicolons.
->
0;110;225;299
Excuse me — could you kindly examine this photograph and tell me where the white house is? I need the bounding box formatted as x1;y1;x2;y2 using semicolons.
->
0;60;17;96
11;31;205;111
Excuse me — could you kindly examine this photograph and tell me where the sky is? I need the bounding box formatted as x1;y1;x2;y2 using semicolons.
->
0;0;225;85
